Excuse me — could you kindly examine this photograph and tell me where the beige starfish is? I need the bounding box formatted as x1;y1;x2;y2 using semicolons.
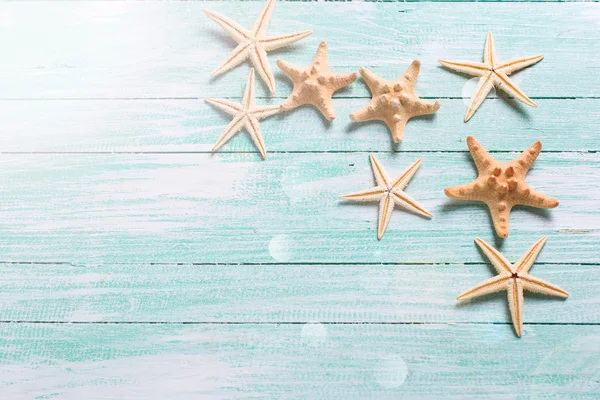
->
204;0;312;94
445;136;558;238
439;32;543;122
349;60;440;143
206;69;279;159
458;237;568;337
341;154;432;240
277;41;357;120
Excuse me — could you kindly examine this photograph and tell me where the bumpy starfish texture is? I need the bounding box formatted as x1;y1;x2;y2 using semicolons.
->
206;69;279;159
445;136;558;238
349;60;440;143
341;154;432;240
458;237;568;337
439;32;543;122
204;0;312;94
277;41;357;120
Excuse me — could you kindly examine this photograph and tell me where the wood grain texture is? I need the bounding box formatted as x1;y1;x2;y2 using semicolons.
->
0;98;598;152
0;2;598;99
0;262;593;323
1;323;599;399
0;152;597;264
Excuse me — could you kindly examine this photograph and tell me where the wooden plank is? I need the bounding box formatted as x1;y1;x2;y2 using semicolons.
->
0;323;598;398
0;262;594;323
0;98;598;152
0;2;598;98
0;152;597;264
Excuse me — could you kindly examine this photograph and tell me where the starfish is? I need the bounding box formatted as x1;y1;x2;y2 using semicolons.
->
458;237;568;337
445;136;558;238
277;41;357;120
204;0;312;94
206;69;280;159
349;60;440;143
341;154;432;240
439;32;543;122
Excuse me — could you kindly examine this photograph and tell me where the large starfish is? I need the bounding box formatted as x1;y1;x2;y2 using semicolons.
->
277;41;357;120
204;0;312;94
445;136;558;238
439;32;543;122
206;69;280;159
458;237;568;337
349;60;440;143
341;154;432;240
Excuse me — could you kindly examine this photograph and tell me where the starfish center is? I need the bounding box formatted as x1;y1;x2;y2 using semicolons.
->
511;273;519;279
486;165;520;197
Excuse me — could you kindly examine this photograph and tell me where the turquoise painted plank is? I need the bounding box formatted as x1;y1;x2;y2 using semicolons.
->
0;152;597;264
0;262;594;323
0;98;598;152
0;2;598;98
0;323;598;398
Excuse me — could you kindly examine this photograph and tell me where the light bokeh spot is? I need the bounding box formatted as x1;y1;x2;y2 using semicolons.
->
268;234;294;262
374;356;409;389
301;322;328;345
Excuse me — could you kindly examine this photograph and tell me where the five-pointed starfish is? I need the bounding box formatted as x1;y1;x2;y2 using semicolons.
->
204;0;312;94
445;136;558;238
439;32;543;122
277;41;357;120
349;60;440;143
206;69;280;159
341;154;432;240
458;237;568;337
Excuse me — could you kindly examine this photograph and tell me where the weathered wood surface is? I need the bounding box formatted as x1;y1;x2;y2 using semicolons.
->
0;3;599;99
1;323;599;399
0;152;597;264
0;98;598;153
0;262;594;323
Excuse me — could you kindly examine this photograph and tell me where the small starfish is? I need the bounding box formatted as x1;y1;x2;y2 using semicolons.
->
439;32;543;122
204;0;312;94
458;237;568;337
445;136;558;238
349;60;440;143
277;41;357;120
341;154;432;240
206;69;280;159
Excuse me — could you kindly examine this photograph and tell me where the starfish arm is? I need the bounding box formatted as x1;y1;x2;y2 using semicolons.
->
313;41;329;64
259;30;312;52
457;274;510;301
520;274;569;298
507;278;525;337
251;0;275;37
474;238;514;274
212;114;246;153
331;72;358;91
514;237;547;274
340;186;386;202
242;68;256;109
249;45;276;94
211;43;250;77
514;140;541;174
386;116;408;143
413;99;441;117
464;74;495;122
444;182;481;201
495;71;536;107
204;9;251;43
377;194;395;240
276;58;302;81
391;190;432;218
496;55;544;75
402;59;421;89
489;203;512;239
349;102;380;122
484;32;497;67
392;158;423;191
205;98;243;116
369;153;391;188
518;188;559;209
313;95;336;120
245;115;267;159
250;105;280;120
466;136;494;172
357;67;382;95
438;60;489;77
